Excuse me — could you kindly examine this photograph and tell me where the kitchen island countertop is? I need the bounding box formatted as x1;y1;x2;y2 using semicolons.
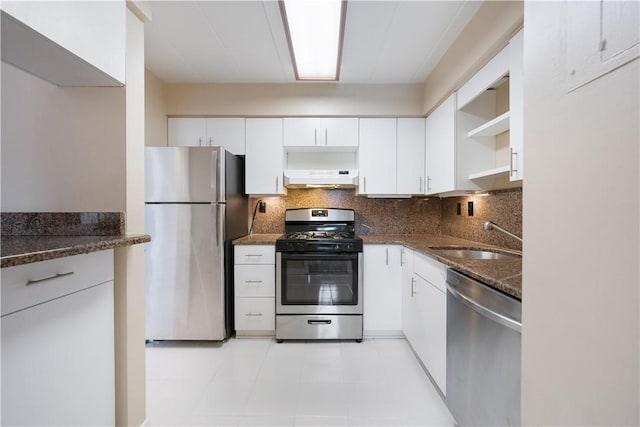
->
233;233;522;300
1;212;151;268
1;234;151;268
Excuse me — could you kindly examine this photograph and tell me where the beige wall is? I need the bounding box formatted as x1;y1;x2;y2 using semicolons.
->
0;63;126;212
145;68;167;146
522;2;639;425
166;82;425;116
114;7;147;427
422;0;523;115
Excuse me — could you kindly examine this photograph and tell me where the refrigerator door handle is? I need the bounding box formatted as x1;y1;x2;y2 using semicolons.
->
216;204;224;250
211;149;219;202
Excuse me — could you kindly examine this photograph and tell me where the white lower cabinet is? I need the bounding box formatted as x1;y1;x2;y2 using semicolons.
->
363;245;403;336
1;250;115;426
234;245;275;336
404;252;448;395
234;297;276;332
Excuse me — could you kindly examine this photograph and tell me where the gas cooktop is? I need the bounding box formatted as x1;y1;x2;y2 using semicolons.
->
275;208;363;253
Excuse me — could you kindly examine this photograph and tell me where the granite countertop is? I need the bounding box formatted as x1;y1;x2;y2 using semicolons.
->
1;234;151;268
233;233;522;300
233;234;282;245
361;235;522;300
1;212;151;268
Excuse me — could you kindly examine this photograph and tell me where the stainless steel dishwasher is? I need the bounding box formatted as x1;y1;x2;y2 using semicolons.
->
446;269;522;427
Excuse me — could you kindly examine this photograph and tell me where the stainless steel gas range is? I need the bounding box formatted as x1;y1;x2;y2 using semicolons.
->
275;208;363;342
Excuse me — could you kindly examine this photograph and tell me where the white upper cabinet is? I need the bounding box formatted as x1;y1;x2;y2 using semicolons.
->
455;29;524;191
358;118;397;195
168;118;207;147
245;118;286;196
425;94;457;195
206;118;246;155
1;1;125;86
283;118;358;150
168;118;245;155
359;118;426;197
397;118;426;195
509;29;524;181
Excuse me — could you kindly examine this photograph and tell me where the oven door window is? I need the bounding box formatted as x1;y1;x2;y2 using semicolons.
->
281;253;359;306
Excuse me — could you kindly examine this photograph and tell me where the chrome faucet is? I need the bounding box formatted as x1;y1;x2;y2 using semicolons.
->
484;221;522;244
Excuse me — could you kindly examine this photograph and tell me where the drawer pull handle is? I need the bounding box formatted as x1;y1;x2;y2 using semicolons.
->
245;280;264;284
246;254;263;257
245;312;264;317
308;319;331;325
25;271;75;286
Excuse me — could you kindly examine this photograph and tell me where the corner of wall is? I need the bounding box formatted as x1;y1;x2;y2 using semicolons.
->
421;0;524;115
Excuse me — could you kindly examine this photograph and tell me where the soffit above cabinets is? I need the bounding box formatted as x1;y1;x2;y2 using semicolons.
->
144;0;481;84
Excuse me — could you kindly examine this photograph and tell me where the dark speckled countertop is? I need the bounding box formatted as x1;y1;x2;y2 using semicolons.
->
1;212;151;268
1;234;151;268
233;233;522;300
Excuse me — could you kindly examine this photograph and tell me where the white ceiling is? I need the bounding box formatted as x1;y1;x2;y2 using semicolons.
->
144;0;482;84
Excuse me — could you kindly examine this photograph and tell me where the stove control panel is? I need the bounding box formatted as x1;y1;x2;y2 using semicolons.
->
275;240;362;253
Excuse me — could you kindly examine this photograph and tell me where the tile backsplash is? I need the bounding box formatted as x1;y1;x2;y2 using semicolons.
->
249;187;522;251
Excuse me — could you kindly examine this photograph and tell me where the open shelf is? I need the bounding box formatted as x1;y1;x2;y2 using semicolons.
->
468;165;510;180
467;111;510;138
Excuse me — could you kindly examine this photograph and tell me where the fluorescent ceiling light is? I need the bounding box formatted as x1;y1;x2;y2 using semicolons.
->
280;0;346;81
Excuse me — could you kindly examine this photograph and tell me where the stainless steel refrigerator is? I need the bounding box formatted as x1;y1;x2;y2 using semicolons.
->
144;146;248;340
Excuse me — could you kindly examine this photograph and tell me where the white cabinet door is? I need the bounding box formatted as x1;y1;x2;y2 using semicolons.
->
234;297;276;331
283;117;322;147
206;118;245;155
359;118;397;195
363;245;403;336
283;117;358;148
168;118;207;147
425;94;456;195
235;245;276;265
2;281;115;426
397;118;426;195
169;118;245;154
324;118;358;148
509;29;524;181
415;274;447;394
234;245;276;335
401;248;417;341
245;118;285;195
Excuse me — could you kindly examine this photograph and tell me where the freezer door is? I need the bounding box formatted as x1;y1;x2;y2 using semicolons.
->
145;146;223;203
145;203;225;340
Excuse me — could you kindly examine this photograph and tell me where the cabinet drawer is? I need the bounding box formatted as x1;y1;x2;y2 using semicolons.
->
414;252;447;292
235;297;275;331
1;250;114;316
234;265;275;297
235;245;275;265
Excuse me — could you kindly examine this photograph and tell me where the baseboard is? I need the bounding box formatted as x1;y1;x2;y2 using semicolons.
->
235;331;276;338
363;330;404;338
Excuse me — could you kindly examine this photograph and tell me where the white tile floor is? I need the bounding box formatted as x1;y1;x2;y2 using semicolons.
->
145;338;455;427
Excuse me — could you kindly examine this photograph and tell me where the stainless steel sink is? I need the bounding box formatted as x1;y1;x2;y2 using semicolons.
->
430;247;521;260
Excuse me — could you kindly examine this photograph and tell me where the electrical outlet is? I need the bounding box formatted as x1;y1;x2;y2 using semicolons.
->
467;201;474;216
456;203;461;215
258;201;266;213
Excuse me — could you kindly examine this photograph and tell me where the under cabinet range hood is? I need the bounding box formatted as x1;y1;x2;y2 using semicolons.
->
283;169;358;188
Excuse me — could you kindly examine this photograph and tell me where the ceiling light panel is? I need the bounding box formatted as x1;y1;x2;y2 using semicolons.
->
281;0;346;80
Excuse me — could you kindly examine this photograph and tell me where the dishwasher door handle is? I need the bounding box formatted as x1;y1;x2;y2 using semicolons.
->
447;283;521;333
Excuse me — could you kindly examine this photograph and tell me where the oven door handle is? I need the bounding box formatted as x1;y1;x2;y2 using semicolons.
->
307;319;332;325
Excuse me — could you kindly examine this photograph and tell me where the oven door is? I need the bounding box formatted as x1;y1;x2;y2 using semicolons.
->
276;252;363;315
